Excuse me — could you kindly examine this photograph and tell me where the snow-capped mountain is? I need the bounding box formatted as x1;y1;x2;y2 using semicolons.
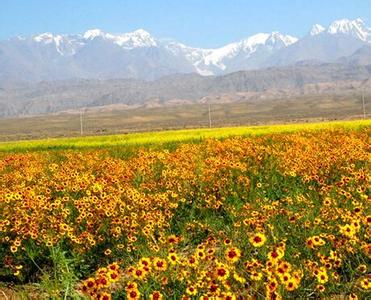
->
0;17;371;83
82;28;157;49
30;28;157;54
327;18;371;42
31;32;85;56
163;32;297;75
310;24;326;36
307;18;371;41
198;32;298;74
265;18;371;67
0;28;298;81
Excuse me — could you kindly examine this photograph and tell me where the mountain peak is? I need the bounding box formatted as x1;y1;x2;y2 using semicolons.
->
310;24;325;36
132;28;151;37
240;32;297;49
242;33;269;46
327;18;370;41
113;29;157;48
328;18;355;33
83;29;108;40
33;32;55;43
266;32;298;46
354;18;366;25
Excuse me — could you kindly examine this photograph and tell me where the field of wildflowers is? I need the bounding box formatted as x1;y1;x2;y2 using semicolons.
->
0;121;370;299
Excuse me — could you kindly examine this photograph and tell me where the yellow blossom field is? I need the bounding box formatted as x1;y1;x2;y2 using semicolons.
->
0;120;370;299
0;119;370;152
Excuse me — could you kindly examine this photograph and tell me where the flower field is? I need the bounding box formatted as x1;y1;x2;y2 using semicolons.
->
0;121;370;299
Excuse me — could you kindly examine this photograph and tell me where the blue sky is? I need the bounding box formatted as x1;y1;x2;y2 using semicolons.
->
1;0;370;47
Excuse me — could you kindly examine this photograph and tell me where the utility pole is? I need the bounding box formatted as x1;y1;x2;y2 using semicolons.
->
80;110;84;136
362;89;366;119
208;102;212;128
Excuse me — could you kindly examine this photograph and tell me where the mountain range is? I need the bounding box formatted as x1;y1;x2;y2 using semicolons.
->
1;18;371;83
1;17;371;118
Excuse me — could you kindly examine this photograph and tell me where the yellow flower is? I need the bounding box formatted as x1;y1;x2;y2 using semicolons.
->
339;224;356;237
127;288;141;300
149;291;163;300
153;257;167;271
250;271;263;281
215;263;230;281
225;247;241;263
360;277;370;290
107;262;120;272
266;277;278;292
125;281;138;292
233;273;246;283
306;235;326;248
133;267;146;280
139;257;151;269
99;292;112;300
223;292;237;300
187;255;198;267
195;248;206;261
313;236;325;246
316;284;325;292
249;233;267;247
186;285;198;296
316;270;328;284
278;272;291;284
96;276;110;288
267;249;284;261
168;252;179;265
107;270;120;283
285;279;298;291
357;264;367;273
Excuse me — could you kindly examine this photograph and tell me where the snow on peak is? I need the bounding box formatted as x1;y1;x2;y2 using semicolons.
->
202;32;297;70
33;33;62;49
328;18;355;34
33;32;55;43
240;32;297;50
327;18;370;41
203;43;240;69
31;32;82;56
265;32;298;46
283;35;299;45
82;28;156;48
113;29;157;49
83;29;110;40
310;24;325;36
132;28;151;37
240;33;269;48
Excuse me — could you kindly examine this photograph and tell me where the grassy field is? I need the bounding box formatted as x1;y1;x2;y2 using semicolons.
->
0;119;370;153
0;120;370;299
0;93;368;142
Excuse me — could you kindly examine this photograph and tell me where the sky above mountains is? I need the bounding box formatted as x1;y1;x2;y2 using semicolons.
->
1;0;371;48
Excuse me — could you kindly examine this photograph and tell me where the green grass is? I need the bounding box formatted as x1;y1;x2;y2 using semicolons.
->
0;119;370;153
0;93;366;142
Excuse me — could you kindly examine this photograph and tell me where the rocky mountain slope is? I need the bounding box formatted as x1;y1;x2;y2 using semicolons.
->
1;63;370;117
